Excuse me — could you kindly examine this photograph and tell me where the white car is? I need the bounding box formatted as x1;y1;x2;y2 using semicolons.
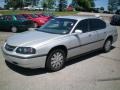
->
27;6;43;11
2;16;118;71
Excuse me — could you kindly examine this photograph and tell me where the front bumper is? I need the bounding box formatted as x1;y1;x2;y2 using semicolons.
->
2;47;47;69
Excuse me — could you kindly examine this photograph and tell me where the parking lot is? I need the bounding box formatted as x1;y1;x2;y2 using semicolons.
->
0;27;120;90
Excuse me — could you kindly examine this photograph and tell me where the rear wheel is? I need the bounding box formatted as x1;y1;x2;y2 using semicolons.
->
11;26;17;33
46;49;66;71
103;39;112;52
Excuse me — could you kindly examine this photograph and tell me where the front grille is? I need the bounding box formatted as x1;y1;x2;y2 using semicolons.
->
5;44;16;51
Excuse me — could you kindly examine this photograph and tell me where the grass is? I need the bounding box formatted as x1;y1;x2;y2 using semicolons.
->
0;10;79;16
54;11;79;16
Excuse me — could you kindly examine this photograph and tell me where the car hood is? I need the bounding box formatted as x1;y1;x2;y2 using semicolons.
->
7;31;61;47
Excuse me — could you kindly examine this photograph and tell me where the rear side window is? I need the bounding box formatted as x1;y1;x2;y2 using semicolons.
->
89;19;106;31
74;19;89;33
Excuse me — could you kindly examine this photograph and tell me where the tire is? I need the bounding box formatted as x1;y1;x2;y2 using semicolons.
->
34;22;38;28
103;39;112;53
11;26;17;33
46;49;66;71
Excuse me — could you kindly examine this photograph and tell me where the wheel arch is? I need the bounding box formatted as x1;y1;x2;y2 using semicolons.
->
45;45;68;71
105;35;113;43
47;45;68;58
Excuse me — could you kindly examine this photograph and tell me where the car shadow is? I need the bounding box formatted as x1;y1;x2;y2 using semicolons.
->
5;46;115;76
5;61;48;76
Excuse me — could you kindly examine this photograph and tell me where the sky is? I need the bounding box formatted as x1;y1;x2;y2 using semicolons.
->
95;0;108;10
0;0;108;10
0;0;5;8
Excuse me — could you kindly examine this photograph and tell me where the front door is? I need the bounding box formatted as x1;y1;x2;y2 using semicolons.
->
68;19;98;58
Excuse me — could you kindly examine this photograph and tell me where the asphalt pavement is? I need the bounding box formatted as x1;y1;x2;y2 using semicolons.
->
0;27;120;90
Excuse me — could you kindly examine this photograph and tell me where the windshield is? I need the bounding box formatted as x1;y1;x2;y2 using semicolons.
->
37;18;77;34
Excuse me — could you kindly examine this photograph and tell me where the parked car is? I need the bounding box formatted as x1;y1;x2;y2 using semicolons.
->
110;15;120;26
110;10;120;26
115;9;120;15
2;16;118;71
31;6;43;11
36;13;54;19
23;6;32;10
21;14;50;27
0;15;34;32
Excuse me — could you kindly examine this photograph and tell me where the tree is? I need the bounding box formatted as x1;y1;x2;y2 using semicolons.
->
47;0;55;9
5;0;24;9
100;7;104;11
58;0;67;11
73;0;95;10
42;0;56;11
108;0;120;11
42;2;47;11
90;0;95;7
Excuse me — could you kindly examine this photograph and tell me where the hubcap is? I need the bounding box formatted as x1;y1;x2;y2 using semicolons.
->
51;52;64;69
105;40;111;51
11;27;17;32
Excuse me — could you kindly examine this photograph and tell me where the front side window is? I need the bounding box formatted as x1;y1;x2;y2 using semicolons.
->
89;19;106;31
38;18;77;34
15;15;26;20
6;15;13;21
74;19;89;33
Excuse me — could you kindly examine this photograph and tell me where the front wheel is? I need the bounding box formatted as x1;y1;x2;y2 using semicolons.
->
103;39;112;52
11;26;18;33
46;49;66;71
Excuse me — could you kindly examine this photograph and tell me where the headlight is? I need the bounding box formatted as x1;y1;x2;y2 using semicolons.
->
16;47;36;54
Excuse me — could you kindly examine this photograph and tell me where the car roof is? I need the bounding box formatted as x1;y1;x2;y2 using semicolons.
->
57;15;98;21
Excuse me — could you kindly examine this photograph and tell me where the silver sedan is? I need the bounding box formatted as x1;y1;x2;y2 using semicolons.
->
2;16;118;71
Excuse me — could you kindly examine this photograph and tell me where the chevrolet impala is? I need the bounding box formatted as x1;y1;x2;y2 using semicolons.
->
2;16;118;71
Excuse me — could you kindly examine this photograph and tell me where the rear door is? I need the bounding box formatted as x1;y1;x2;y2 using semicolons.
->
89;19;107;48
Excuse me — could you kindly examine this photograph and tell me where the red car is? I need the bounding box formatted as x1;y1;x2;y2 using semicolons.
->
36;13;53;20
21;14;49;27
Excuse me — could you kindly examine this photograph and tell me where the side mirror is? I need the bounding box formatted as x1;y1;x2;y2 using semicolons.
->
75;29;83;34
